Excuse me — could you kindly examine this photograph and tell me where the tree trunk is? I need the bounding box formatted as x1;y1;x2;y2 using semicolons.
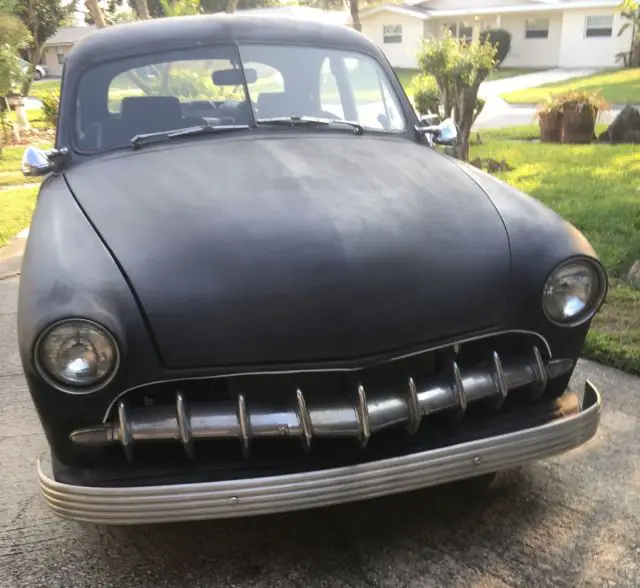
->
226;0;239;13
451;71;489;161
349;0;361;32
85;0;108;28
134;0;152;20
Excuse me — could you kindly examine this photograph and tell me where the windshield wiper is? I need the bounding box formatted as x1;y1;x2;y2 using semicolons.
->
130;123;251;150
256;116;363;135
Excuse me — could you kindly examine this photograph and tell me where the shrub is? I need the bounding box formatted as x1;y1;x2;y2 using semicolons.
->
416;30;497;160
39;89;60;129
410;74;440;115
165;69;211;99
479;29;512;66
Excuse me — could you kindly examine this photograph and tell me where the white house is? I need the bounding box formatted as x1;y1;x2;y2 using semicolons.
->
41;26;96;76
359;0;634;69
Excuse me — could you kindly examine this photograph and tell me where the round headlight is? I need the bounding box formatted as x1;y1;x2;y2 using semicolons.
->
542;260;606;326
36;320;119;391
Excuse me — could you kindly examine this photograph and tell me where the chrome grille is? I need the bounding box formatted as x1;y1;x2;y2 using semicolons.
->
70;340;574;463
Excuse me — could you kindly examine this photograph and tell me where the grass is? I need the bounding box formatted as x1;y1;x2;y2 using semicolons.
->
583;283;640;375
501;67;640;105
475;124;609;141
0;184;39;247
29;78;62;99
0;145;48;246
472;135;640;374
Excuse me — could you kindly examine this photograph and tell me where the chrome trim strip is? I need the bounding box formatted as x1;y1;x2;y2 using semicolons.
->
450;360;467;414
101;329;553;423
489;351;507;410
176;392;193;460
296;388;312;454
237;392;250;458
355;384;370;448
39;382;601;526
77;349;574;460
405;377;421;435
531;346;548;399
117;401;133;463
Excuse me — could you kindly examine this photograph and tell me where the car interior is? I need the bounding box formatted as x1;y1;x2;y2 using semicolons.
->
74;47;400;152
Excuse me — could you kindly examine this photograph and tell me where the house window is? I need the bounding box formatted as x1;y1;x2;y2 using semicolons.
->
443;23;473;44
585;15;613;38
525;18;550;39
56;52;66;65
383;24;402;44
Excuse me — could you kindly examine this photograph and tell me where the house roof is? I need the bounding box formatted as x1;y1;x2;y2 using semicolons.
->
44;26;96;47
361;0;620;20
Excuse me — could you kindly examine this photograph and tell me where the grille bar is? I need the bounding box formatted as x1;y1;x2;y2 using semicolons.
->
70;346;574;461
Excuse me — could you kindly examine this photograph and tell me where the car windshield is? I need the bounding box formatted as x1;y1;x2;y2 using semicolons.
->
74;43;406;152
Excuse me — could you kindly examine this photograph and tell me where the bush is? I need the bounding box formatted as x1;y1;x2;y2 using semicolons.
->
410;74;440;115
479;29;512;66
161;69;211;99
39;89;60;129
416;30;497;160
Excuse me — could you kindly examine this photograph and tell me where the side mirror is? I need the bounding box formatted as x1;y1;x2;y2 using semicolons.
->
433;117;458;146
22;146;52;177
419;114;439;126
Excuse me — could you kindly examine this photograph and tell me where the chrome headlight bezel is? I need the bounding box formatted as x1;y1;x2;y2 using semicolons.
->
541;258;608;327
33;318;120;394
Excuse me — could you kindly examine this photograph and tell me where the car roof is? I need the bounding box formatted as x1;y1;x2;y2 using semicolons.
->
64;14;380;73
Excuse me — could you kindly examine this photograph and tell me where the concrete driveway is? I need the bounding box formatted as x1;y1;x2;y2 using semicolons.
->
473;68;623;130
478;68;599;99
1;275;639;587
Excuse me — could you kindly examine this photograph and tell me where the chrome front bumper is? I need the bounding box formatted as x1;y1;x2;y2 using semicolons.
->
38;382;601;526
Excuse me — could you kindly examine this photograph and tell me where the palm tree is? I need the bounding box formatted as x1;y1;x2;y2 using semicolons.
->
618;0;640;66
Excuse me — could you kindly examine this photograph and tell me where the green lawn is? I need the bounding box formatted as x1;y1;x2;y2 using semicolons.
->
0;184;39;247
29;78;62;99
501;68;640;105
0;146;47;247
472;134;640;374
475;124;609;141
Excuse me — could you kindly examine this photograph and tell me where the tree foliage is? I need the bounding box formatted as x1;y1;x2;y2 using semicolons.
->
0;9;31;97
618;0;640;66
479;28;512;66
417;30;497;160
13;0;77;94
88;0;276;21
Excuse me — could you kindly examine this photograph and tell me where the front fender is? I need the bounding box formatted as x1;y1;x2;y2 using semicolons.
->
456;161;606;361
17;175;160;463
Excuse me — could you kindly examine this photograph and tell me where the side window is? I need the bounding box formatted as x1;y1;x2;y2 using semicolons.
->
347;58;404;131
319;58;345;119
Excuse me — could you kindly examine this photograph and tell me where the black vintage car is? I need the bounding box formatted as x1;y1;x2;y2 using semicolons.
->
19;14;606;525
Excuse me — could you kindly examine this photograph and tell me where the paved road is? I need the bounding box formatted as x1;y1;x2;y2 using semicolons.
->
1;276;639;588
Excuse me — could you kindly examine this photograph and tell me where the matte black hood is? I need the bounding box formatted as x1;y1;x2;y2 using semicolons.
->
65;133;510;368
